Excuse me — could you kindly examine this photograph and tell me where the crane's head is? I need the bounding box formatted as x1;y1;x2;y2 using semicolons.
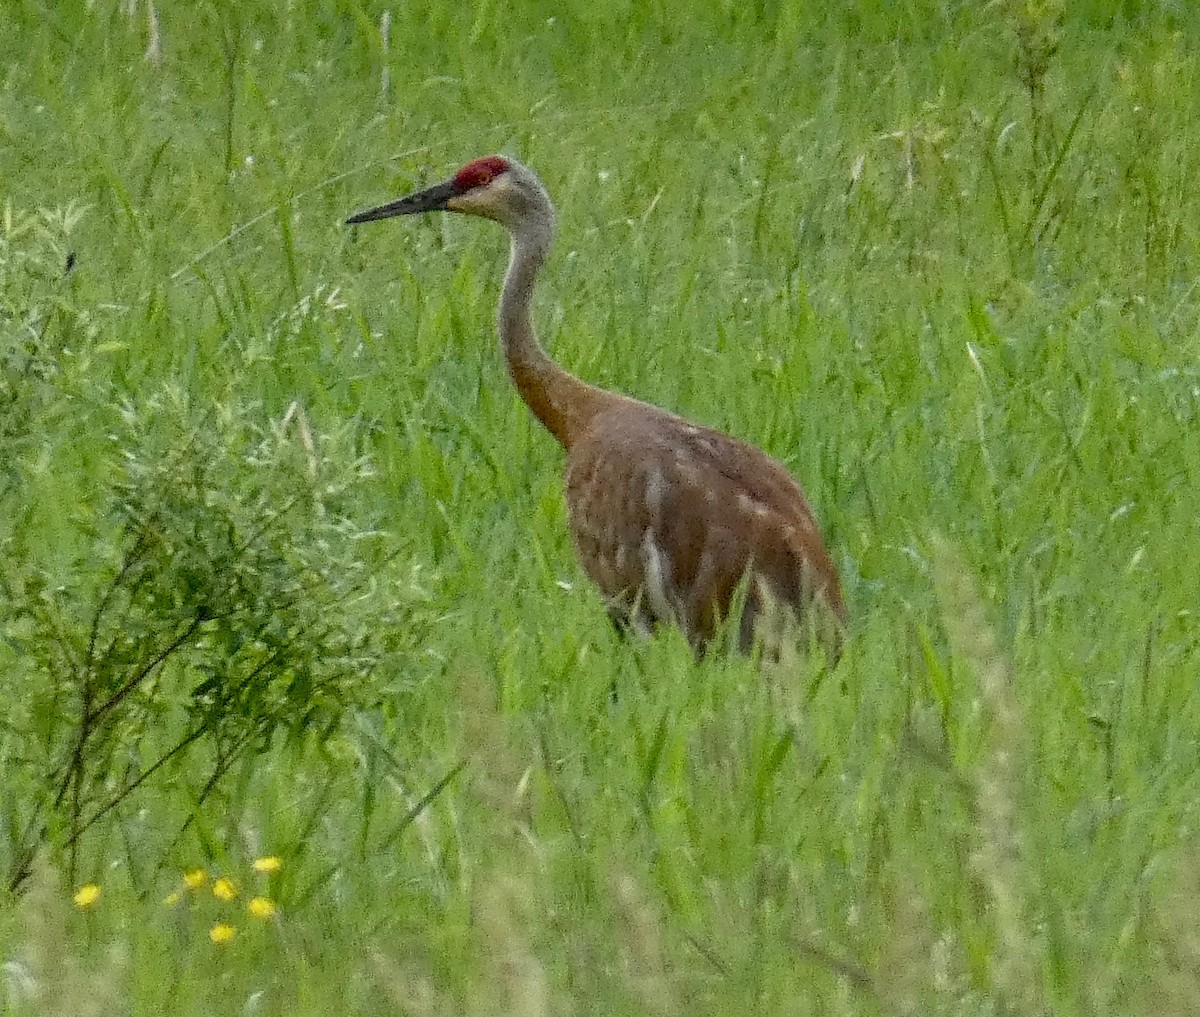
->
346;156;550;231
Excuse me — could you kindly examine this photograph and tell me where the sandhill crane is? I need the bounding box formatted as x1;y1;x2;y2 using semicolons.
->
347;156;846;659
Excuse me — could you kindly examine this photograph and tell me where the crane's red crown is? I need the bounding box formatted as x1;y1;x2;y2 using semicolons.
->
453;155;511;193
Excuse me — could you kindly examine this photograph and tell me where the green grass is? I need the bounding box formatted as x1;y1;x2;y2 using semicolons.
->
2;0;1200;1013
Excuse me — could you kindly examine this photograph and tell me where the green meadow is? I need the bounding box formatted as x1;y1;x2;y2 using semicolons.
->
2;0;1199;1012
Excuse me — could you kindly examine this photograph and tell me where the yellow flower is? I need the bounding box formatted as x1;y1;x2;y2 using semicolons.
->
183;868;207;890
73;884;101;908
212;877;237;901
164;890;182;907
209;922;236;945
247;896;276;919
253;856;282;874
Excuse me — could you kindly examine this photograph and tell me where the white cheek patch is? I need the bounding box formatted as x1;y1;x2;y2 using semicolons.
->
447;190;484;215
450;175;521;218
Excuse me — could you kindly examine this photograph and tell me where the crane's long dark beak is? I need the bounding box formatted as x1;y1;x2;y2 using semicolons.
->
345;179;457;225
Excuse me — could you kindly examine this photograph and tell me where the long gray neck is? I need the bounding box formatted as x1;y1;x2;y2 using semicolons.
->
499;204;555;373
497;194;601;448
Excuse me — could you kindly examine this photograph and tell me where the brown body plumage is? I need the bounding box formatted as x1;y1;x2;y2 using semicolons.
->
347;155;845;657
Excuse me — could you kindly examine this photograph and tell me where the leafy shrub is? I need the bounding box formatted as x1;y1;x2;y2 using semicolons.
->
1;389;407;891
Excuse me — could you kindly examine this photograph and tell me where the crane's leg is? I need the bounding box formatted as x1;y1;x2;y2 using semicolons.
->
604;590;658;641
606;605;646;641
603;598;659;703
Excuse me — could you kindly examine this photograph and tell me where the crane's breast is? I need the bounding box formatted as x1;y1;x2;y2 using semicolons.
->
563;436;656;616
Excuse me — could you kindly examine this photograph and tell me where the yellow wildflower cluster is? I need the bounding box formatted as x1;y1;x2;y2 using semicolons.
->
161;855;283;946
70;854;284;945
